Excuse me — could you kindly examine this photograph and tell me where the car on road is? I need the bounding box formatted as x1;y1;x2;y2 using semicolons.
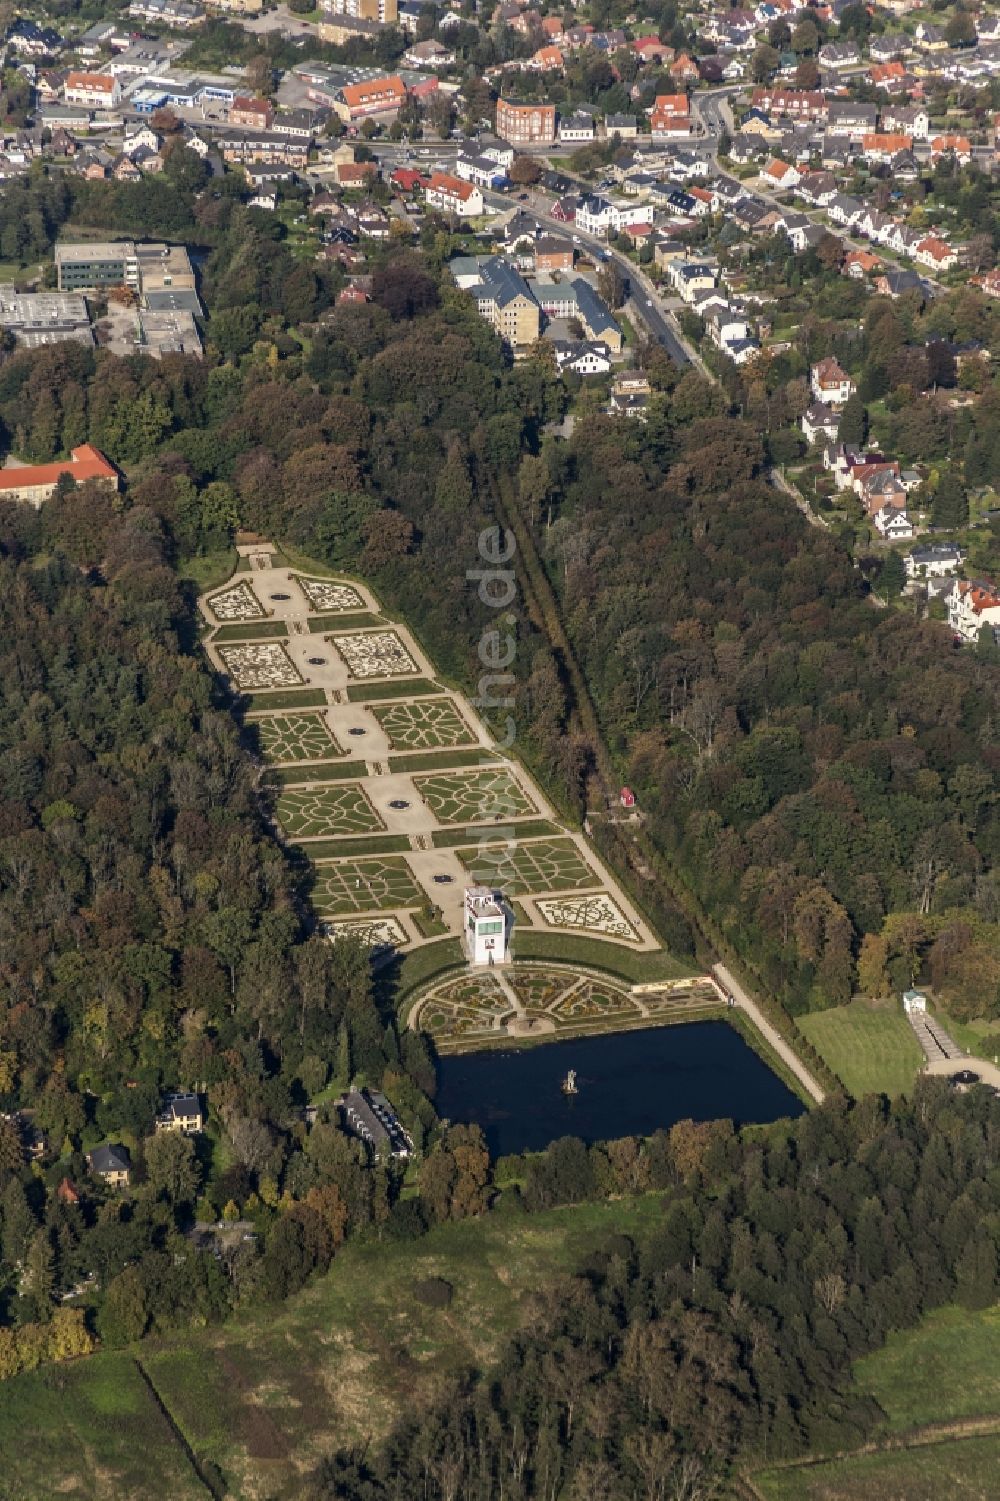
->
646;298;654;306
518;193;528;200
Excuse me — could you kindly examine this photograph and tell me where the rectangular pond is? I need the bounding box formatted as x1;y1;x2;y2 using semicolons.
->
435;1020;805;1157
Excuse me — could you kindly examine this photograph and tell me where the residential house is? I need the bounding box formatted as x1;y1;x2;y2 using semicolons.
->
64;71;121;109
404;38;454;68
551;339;611;374
869;61;909;91
914;235;958;272
811;356;854;405
669;260;717;302
826;101;877;136
231;96;274;129
332;75;407;123
669;52;699;83
860;133;913;164
605;113;638;138
761;157;799;189
649;94;691;137
948;578;1000;642
872;505;914;540
844;249;881;279
559;112;595;142
87;1144;131;1188
876;267;926;299
818;41;859;68
155;1092;204;1134
930;134;972;165
801;401;841;444
750;87;826;121
534;235;574;271
905;543;964;580
881;104;928;138
338;1089;413;1158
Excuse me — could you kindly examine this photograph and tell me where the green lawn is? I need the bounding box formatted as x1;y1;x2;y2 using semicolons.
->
0;1197;667;1499
0;1352;207;1501
347;677;439;701
854;1305;1000;1432
210;620;290;642
797;1000;924;1098
754;1434;1000;1501
242;688;327;711
180;547;239;593
510;930;693;982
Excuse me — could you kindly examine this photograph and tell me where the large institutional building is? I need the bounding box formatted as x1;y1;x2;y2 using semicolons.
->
0;445;119;506
495;98;557;146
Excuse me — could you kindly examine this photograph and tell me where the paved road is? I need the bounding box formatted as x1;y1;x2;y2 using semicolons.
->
712;963;827;1103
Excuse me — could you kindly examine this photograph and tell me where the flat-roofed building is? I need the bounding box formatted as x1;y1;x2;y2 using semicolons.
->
55;240;139;291
0;292;92;347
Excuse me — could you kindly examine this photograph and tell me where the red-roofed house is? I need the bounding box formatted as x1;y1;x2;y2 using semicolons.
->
633;36;673;63
761;157;799;188
530;44;564;71
337;160;379;187
650;94;691;138
231;96;274;129
949;578;1000;642
811;357;854;406
669;53;699;82
844;249;881;279
0;445;118;506
930;134;972;164
914;235;958;271
869;61;907;89
64;72;120;109
390;166;427;192
424;171;484;216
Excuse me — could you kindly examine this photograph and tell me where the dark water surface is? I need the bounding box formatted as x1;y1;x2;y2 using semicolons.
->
435;1021;805;1157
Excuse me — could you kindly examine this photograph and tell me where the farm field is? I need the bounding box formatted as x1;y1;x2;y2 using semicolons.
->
0;1197;667;1500
797;1000;925;1098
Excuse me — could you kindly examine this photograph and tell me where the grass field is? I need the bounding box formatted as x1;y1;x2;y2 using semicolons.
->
431;819;562;847
511;930;693;981
0;1197;667;1500
854;1305;1000;1432
754;1434;1000;1500
242;688;327;712
291;833;413;858
347;677;439;702
797;1000;924;1098
270;760;367;786
308;611;384;632
211;620;289;642
0;1352;208;1501
276;783;383;837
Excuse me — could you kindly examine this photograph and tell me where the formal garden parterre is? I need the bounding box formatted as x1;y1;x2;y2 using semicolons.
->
310;857;424;916
414;767;537;826
250;712;341;763
218;642;304;692
372;698;476;751
331;630;418;679
276;784;384;838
